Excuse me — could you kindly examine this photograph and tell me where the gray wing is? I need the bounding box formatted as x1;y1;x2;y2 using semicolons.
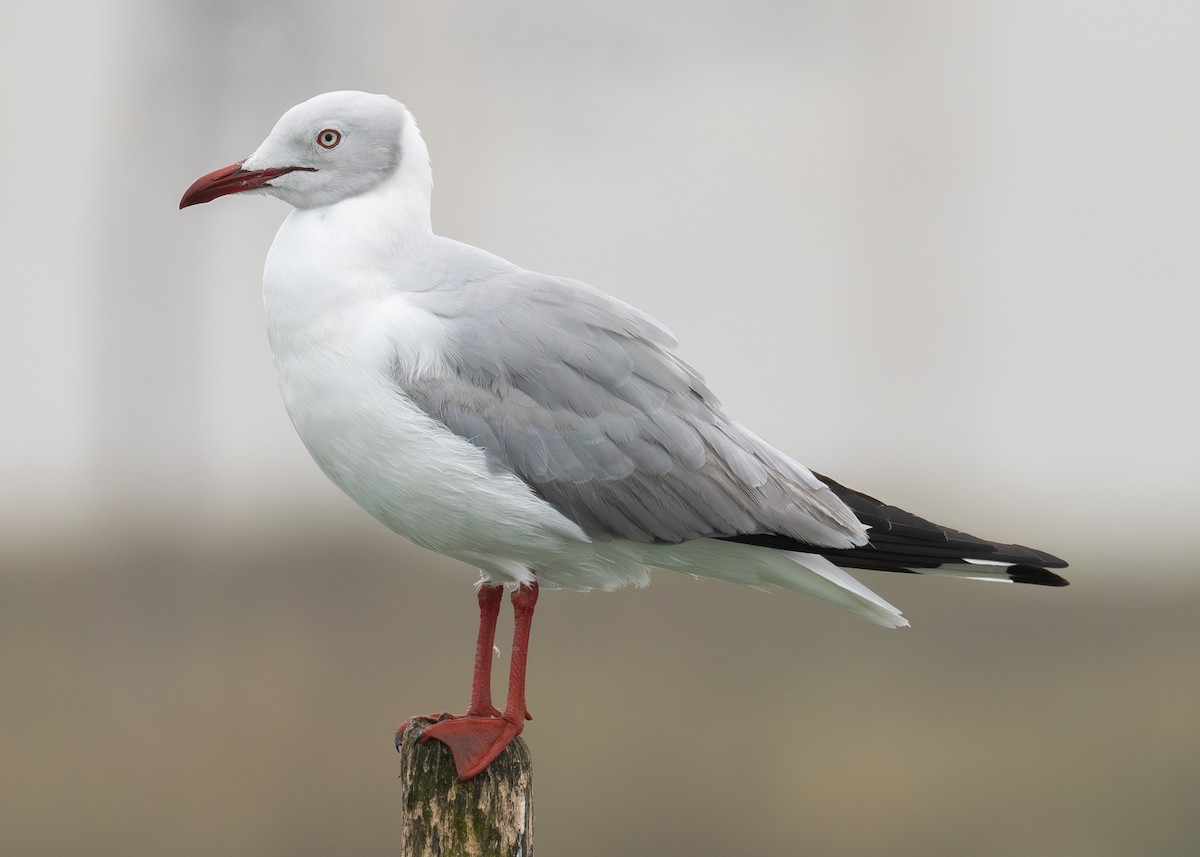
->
398;262;868;549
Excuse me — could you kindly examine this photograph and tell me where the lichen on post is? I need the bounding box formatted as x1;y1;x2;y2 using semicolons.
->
397;717;534;857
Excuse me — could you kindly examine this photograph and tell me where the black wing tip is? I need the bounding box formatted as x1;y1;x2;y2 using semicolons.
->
1009;544;1069;570
1007;564;1070;587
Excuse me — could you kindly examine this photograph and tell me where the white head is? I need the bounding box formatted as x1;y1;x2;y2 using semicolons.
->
180;91;430;212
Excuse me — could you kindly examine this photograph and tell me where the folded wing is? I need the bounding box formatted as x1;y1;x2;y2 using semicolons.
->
399;267;868;550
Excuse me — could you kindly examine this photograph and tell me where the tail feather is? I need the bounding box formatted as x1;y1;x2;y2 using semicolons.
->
637;540;910;629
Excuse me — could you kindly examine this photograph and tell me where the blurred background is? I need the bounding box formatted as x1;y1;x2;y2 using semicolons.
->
3;1;1198;855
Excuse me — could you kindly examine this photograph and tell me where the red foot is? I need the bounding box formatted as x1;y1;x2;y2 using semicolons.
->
419;714;525;781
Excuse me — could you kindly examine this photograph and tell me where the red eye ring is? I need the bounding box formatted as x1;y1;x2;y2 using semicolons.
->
317;128;342;149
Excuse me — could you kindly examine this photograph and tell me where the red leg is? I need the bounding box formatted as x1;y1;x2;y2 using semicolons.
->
420;581;539;781
403;582;504;724
501;581;537;723
467;583;504;717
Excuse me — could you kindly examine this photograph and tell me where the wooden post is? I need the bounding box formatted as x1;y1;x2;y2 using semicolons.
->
397;717;534;857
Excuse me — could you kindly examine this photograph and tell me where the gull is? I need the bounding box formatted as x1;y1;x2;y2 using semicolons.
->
180;91;1068;781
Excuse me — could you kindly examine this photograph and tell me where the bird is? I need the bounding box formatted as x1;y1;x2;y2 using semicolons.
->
180;90;1068;781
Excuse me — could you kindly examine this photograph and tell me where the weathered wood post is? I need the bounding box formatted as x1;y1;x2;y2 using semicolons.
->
397;717;534;857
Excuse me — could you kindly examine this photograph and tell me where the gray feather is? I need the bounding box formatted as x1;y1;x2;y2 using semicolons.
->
396;255;867;549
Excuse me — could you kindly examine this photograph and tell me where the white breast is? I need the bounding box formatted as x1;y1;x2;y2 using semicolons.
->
260;211;591;584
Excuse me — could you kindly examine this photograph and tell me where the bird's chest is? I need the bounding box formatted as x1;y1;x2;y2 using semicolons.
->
262;259;474;542
267;336;502;553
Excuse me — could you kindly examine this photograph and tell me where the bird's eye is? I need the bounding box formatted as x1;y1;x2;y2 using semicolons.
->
317;128;342;149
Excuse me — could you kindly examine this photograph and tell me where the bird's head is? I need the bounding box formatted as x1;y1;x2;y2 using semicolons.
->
180;90;421;211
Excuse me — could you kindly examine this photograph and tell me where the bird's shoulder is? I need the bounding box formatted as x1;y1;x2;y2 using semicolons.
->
386;239;688;386
404;238;673;339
